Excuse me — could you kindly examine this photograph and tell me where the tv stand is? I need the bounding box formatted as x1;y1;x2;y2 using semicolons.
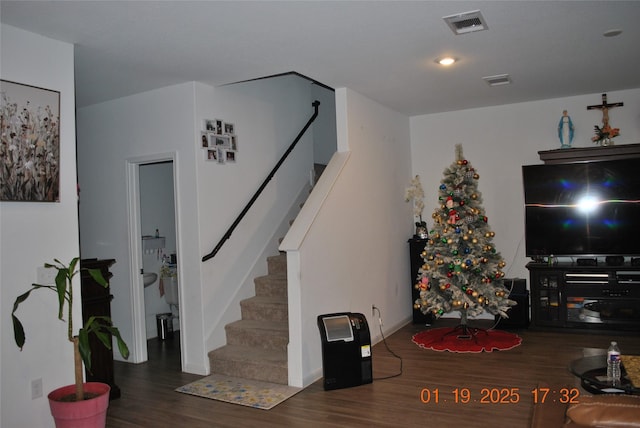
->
527;261;640;332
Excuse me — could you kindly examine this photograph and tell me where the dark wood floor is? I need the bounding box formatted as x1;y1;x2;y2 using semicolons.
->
106;320;640;427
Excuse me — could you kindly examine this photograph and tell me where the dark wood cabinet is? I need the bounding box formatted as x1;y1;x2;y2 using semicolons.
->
80;258;120;400
527;262;640;332
409;238;433;325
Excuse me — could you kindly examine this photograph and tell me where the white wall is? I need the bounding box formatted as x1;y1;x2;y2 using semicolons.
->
77;82;204;372
311;84;337;166
410;88;640;292
284;88;413;387
1;24;78;428
194;76;317;357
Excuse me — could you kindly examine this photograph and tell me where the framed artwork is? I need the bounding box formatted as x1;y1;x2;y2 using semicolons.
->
200;117;237;165
1;80;61;202
213;134;231;149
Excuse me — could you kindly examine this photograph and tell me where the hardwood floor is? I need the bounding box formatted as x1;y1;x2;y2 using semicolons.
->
106;321;640;427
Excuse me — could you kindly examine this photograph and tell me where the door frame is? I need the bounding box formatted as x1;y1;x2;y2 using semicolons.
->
126;151;182;365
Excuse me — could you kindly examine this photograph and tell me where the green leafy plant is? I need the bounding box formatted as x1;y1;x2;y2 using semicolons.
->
12;257;129;401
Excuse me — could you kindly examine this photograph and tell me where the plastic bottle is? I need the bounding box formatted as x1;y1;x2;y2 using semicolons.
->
607;341;621;384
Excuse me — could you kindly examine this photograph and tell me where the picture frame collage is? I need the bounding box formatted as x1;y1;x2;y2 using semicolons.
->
201;118;238;164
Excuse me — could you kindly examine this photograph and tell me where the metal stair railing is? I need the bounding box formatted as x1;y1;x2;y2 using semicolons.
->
202;100;320;262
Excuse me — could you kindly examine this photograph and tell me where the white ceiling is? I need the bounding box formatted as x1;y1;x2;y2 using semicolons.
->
2;1;639;115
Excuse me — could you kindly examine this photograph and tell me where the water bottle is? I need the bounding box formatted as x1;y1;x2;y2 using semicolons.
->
607;341;621;384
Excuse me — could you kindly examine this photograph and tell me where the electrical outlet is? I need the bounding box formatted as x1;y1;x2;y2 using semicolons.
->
31;378;43;399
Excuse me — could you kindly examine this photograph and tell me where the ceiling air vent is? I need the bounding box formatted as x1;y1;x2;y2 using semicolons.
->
443;10;488;35
482;74;512;87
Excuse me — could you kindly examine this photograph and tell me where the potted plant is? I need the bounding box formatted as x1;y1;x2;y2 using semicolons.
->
11;257;129;428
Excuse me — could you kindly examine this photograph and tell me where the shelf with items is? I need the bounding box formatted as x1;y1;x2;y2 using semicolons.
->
526;262;640;332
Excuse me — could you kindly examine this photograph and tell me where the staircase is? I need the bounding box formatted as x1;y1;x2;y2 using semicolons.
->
207;163;325;385
208;252;289;384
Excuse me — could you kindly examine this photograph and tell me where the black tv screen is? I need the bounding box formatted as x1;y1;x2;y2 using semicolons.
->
522;158;640;257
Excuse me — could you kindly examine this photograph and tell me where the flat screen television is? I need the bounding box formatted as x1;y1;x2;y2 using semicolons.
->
522;158;640;257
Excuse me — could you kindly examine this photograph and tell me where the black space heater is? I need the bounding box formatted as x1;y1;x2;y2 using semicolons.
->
317;312;373;390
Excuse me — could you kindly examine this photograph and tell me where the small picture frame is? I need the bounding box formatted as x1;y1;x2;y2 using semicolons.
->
201;131;210;148
206;149;218;162
204;119;216;132
215;119;224;135
213;134;231;149
225;150;237;163
224;122;235;135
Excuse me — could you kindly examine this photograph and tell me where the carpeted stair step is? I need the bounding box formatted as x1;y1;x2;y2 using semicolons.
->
225;319;289;351
240;296;288;322
267;254;287;276
208;344;288;385
254;273;287;298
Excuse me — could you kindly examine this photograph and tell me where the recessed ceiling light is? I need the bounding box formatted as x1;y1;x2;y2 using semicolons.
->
436;57;457;66
603;29;623;37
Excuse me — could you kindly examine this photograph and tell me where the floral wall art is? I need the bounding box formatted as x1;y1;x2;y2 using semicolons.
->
1;80;61;202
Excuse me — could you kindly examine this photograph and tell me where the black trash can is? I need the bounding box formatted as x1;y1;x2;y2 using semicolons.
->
156;313;174;340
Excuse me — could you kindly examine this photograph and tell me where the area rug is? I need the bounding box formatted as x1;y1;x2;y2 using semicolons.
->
412;327;522;353
175;374;302;410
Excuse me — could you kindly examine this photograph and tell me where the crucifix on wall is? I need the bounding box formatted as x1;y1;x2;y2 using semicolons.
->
587;93;623;145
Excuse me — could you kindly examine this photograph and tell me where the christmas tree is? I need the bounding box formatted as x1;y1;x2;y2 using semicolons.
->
414;145;515;328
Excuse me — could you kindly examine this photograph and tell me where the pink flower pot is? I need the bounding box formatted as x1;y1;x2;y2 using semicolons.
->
48;382;110;428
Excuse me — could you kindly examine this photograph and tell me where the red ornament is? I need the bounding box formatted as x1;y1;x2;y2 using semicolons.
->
462;160;468;165
466;288;474;295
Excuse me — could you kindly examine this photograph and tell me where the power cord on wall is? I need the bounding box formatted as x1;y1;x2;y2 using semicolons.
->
371;306;403;380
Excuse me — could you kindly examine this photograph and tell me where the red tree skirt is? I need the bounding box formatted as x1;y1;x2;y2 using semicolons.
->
412;327;522;353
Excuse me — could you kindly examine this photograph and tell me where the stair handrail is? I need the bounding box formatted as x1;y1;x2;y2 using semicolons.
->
202;100;320;262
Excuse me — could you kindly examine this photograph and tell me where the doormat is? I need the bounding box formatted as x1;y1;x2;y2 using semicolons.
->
412;327;522;353
175;374;302;410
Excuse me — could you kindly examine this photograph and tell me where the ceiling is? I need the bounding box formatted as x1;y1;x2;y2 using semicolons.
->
2;1;639;116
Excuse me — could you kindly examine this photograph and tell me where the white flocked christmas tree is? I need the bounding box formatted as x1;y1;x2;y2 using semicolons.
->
414;145;516;328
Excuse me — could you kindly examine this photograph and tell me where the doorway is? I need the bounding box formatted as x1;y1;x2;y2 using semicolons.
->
127;154;182;368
